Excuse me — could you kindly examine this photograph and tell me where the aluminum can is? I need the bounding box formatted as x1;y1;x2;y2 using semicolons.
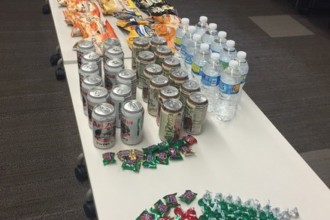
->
103;38;121;54
116;69;137;99
180;80;201;108
136;51;155;89
81;75;103;115
162;56;181;77
77;40;94;68
142;64;163;103
121;100;144;145
104;46;124;63
183;92;208;135
148;75;169;117
159;98;183;141
150;36;167;52
109;84;132;128
79;62;99;87
82;51;102;76
92;103;116;149
104;58;124;91
155;45;172;66
157;86;179;126
87;87;109;128
169;68;189;89
132;37;150;69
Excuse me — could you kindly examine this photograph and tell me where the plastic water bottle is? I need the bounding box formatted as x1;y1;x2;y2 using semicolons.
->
220;40;237;69
174;18;190;50
216;60;242;121
202;23;218;45
195;16;208;36
191;43;210;82
200;53;223;112
185;34;202;74
235;51;249;87
210;31;227;54
180;26;196;57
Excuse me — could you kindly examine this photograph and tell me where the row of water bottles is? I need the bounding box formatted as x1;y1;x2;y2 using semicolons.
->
174;16;249;121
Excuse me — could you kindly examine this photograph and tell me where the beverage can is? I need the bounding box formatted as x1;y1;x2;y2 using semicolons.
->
162;56;180;77
148;75;169;117
77;40;94;68
180;80;201;107
169;68;189;90
116;69;137;99
157;86;180;125
79;62;99;87
155;45;172;66
142;64;163;103
87;87;109;128
103;38;121;54
132;37;150;69
104;58;124;91
136;51;155;89
81;75;103;115
104;46;124;63
82;51;102;76
150;36;167;52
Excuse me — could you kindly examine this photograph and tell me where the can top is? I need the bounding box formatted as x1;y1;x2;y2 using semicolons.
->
83;52;100;62
150;75;169;87
155;45;171;55
117;69;136;80
123;100;143;113
170;68;188;80
145;64;163;75
188;92;208;104
112;84;131;97
89;87;108;99
133;37;150;47
94;103;115;116
182;80;201;92
163;56;180;68
163;98;182;112
106;58;124;68
81;62;98;73
78;40;93;49
151;36;167;46
160;86;179;98
138;51;155;61
106;46;123;55
83;75;102;86
104;38;121;47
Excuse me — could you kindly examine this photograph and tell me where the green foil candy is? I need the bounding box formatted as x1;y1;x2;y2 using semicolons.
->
102;152;116;165
168;147;183;161
163;193;179;208
122;159;141;173
142;154;157;169
156;152;169;165
150;199;170;217
179;190;197;205
136;210;156;220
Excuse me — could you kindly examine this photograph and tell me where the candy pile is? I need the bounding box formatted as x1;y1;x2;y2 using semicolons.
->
133;0;177;16
198;191;299;220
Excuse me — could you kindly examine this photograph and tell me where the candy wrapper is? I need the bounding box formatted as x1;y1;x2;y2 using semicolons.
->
136;210;156;220
163;193;179;208
179;190;197;205
98;0;142;17
122;159;142;173
155;152;169;165
150;200;170;217
142;154;157;169
102;152;116;165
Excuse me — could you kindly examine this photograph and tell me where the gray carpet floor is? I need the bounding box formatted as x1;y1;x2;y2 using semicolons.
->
0;0;329;219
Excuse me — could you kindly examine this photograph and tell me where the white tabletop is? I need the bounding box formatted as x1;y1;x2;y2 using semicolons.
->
63;62;330;219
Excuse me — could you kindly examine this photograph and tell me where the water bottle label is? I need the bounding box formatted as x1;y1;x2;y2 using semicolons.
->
185;53;193;64
201;72;220;86
174;37;183;48
180;44;187;55
221;61;229;69
219;81;240;94
191;63;200;75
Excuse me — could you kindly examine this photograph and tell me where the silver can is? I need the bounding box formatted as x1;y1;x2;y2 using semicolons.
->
82;51;102;76
155;45;172;66
103;38;121;54
116;69;137;99
121;100;144;145
150;36;167;52
92;103;116;149
104;46;124;63
183;92;208;135
104;58;124;91
79;62;99;87
162;56;181;77
132;37;150;69
109;84;132;128
136;51;155;89
81;75;103;116
142;64;163;103
87;87;109;128
157;85;180;126
169;68;189;89
159;98;183;141
148;75;169;117
180;80;201;107
77;40;94;68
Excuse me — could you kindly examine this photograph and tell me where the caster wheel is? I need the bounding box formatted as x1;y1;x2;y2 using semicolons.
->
42;4;50;14
55;66;66;81
50;53;61;66
74;164;88;182
85;189;93;203
83;201;96;219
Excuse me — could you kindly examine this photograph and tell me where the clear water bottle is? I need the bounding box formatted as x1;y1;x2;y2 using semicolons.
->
220;40;237;69
185;34;202;74
174;18;190;50
195;16;208;36
235;51;249;87
201;23;218;45
180;26;196;57
216;60;242;121
210;31;227;54
191;43;210;82
200;53;223;112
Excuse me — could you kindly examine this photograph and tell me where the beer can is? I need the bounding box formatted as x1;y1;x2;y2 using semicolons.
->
82;51;102;76
77;40;94;68
104;58;124;91
79;62;99;87
162;56;181;77
148;75;169;117
121;100;144;145
81;75;103;116
169;68;189;90
183;92;208;135
142;64;163;103
180;80;201;108
92;103;116;149
157;86;180;126
103;38;121;54
87;87;109;128
150;36;167;53
132;37;150;69
155;45;172;66
136;51;155;89
109;84;132;128
104;46;124;63
116;69;137;99
159;98;183;141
